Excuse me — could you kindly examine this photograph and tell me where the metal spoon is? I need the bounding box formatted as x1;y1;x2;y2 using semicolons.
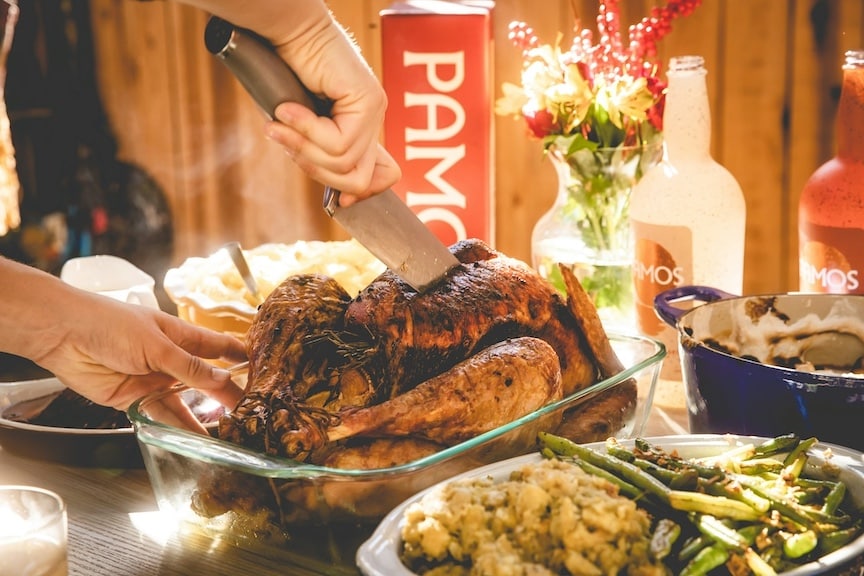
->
222;241;261;304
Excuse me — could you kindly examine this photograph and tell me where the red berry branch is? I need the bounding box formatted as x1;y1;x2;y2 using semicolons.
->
498;0;701;145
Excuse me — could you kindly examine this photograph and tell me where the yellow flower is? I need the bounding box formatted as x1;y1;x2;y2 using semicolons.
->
549;63;594;130
494;82;530;117
595;76;655;129
612;76;656;122
522;59;559;100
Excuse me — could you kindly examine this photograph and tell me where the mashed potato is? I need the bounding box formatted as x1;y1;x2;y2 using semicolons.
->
400;459;664;576
173;239;387;308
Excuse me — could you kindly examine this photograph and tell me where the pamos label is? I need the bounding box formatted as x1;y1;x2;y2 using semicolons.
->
380;2;495;247
632;221;692;335
799;223;864;294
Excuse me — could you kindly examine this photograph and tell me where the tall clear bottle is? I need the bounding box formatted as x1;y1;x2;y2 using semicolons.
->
799;50;864;294
630;55;746;380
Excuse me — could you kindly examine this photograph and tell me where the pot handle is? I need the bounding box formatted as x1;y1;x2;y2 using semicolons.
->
654;285;739;327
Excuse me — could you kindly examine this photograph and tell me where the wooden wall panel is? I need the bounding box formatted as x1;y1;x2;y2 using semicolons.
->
91;0;329;263
719;0;789;294
88;0;864;296
788;0;830;295
490;0;571;260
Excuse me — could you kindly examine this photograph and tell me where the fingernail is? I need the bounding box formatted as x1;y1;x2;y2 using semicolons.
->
274;105;294;125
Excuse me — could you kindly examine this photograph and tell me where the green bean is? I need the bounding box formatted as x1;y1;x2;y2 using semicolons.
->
782;437;818;480
619;451;699;489
634;437;653;452
680;543;729;576
744;547;778;576
753;433;800;456
695;514;750;549
782;436;816;464
628;458;677;483
634;438;724;480
701;444;757;466
606;439;636;462
792;478;836;506
649;518;681;561
540;432;862;575
794;477;835;489
703;481;771;514
670;468;701;491
737;524;765;546
538;432;672;503
678;535;710;563
821;480;846;516
539;446;556;461
783;529;818;558
567;457;645;501
735;475;852;529
794;487;826;506
538;431;585;457
738;458;785;474
819;525;862;554
669;491;761;522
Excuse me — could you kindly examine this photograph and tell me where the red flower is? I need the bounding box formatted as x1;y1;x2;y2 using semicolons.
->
644;76;667;131
523;107;557;138
497;0;701;148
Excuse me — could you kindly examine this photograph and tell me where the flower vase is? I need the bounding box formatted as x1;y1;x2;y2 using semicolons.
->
532;142;662;332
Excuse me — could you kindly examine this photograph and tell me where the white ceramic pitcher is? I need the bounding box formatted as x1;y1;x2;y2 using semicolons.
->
60;255;160;310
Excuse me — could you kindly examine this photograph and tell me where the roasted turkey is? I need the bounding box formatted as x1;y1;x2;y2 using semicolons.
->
216;238;631;462
193;239;637;524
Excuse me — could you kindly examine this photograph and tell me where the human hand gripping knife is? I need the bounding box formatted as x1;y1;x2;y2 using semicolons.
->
203;16;460;293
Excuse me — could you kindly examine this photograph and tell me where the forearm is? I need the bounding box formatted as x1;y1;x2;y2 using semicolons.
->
177;0;370;91
0;257;69;361
178;0;337;55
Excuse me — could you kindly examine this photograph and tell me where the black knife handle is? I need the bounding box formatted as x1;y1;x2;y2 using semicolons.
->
204;16;332;119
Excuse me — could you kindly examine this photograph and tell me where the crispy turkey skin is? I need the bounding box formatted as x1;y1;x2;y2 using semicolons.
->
344;239;598;399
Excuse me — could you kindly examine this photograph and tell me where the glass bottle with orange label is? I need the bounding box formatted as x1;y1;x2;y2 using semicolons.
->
629;55;746;379
799;50;864;294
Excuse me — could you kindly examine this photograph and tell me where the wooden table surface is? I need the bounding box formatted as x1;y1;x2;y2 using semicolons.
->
0;383;689;576
1;376;860;576
0;449;319;575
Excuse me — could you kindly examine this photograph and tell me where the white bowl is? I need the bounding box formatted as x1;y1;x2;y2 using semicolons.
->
164;240;387;337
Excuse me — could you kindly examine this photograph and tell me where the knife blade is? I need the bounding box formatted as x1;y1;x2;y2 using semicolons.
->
203;16;459;292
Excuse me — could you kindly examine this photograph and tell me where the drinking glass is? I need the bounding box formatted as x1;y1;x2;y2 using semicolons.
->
0;486;68;576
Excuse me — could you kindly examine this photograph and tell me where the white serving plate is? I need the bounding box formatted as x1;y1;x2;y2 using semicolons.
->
0;377;140;467
0;376;227;468
357;434;864;576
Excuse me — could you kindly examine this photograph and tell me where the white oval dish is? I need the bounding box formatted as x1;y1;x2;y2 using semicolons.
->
357;434;864;576
0;375;230;468
0;377;139;467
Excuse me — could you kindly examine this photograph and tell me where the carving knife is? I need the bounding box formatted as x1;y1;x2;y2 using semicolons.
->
203;16;459;292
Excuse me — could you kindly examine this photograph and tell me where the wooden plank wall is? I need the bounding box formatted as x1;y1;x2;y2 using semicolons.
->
89;0;864;296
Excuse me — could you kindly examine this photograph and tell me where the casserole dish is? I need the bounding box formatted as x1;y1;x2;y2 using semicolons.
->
655;286;864;450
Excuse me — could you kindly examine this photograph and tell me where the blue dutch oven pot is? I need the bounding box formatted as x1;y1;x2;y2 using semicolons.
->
654;286;864;450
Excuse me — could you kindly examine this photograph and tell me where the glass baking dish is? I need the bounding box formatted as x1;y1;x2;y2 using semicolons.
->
128;334;664;570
